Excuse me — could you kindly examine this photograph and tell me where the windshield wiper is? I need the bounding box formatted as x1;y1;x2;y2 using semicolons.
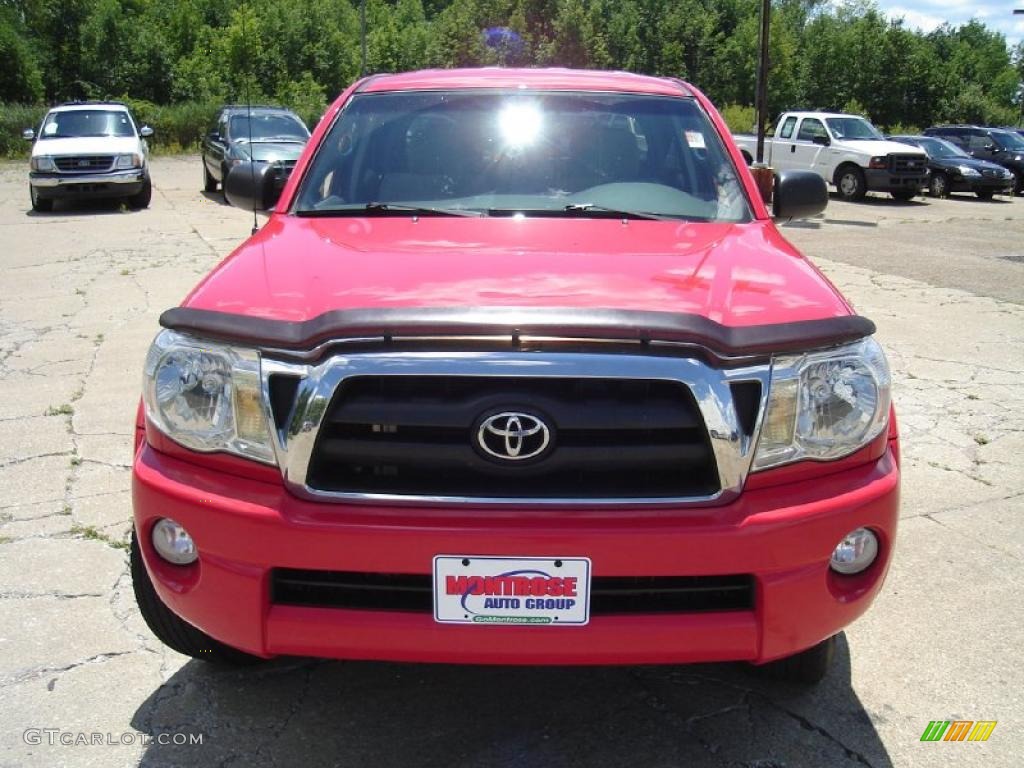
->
562;203;678;221
297;202;484;218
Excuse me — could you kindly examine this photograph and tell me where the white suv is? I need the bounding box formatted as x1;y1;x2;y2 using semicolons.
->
24;102;153;212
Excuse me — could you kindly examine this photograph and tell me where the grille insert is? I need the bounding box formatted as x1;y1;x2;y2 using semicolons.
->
54;155;115;173
889;154;926;174
271;569;755;614
305;376;719;499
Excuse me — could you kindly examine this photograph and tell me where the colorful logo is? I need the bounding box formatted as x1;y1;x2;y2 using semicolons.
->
920;721;997;742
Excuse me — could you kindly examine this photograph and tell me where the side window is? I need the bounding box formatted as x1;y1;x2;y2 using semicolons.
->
796;118;827;142
967;133;992;151
777;116;797;139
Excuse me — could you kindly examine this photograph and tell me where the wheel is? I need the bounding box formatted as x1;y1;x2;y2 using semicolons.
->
741;150;753;166
29;186;53;212
753;635;836;685
835;167;867;201
891;188;917;202
127;178;152;209
130;530;260;664
929;171;949;198
976;188;995;200
1012;173;1022;196
221;163;231;202
203;162;217;192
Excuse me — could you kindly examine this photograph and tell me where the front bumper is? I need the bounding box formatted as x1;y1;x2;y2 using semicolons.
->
864;169;928;192
949;176;1014;194
132;435;900;665
30;169;146;199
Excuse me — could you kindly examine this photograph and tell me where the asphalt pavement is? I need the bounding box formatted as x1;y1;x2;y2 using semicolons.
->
0;157;1021;767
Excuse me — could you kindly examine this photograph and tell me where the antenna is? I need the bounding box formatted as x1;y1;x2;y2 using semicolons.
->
241;9;259;236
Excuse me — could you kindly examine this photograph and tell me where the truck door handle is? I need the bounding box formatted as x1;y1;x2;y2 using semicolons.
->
791;145;796;153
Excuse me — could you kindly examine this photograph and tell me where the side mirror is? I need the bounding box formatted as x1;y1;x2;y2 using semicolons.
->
811;134;831;147
22;128;34;141
224;162;282;211
773;170;828;221
139;126;154;138
207;131;220;142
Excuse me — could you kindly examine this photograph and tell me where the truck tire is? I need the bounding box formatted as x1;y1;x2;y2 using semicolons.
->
130;530;260;665
975;188;995;200
753;635;836;685
30;186;53;213
127;178;152;210
740;150;753;166
203;162;217;192
891;188;917;202
929;171;949;198
835;166;867;201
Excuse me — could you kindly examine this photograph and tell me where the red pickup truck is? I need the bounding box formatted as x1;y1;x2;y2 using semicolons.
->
132;68;898;683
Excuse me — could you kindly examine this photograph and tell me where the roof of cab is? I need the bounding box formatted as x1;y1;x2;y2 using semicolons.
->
358;68;693;97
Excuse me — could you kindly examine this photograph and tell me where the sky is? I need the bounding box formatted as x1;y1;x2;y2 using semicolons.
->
874;0;1023;47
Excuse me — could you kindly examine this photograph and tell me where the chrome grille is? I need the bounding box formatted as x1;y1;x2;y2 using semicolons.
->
261;351;770;507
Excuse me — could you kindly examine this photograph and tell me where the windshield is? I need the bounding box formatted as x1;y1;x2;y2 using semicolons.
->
992;130;1024;151
229;113;309;142
914;137;968;159
40;109;135;139
825;117;883;141
294;91;751;222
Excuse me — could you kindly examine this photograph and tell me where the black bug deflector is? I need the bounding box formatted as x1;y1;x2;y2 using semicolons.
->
159;306;875;358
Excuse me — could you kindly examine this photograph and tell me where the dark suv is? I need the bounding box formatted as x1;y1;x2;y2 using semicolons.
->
201;106;310;199
923;125;1024;194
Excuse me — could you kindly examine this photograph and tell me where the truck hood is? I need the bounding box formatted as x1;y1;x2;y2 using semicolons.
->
31;136;141;157
182;216;853;328
842;139;927;158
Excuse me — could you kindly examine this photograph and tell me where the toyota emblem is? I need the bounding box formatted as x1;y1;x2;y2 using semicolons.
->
476;412;551;461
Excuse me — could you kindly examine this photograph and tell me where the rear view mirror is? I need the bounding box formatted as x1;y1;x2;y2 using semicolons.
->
224;162;282;211
140;126;154;138
22;128;34;141
773;170;828;220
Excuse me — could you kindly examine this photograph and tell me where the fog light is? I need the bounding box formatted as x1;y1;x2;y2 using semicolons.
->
152;518;197;565
830;528;878;575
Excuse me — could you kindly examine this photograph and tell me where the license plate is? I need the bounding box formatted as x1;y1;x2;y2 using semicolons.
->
433;555;591;626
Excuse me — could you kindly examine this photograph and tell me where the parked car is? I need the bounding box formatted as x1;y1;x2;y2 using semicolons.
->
734;111;928;201
923;125;1024;195
889;135;1014;199
132;69;898;684
201;106;310;199
23;101;153;212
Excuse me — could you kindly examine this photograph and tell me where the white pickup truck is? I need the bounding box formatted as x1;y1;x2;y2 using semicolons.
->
734;111;929;201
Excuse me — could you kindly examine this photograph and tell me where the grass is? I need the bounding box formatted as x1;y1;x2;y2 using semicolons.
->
71;523;128;550
45;403;74;416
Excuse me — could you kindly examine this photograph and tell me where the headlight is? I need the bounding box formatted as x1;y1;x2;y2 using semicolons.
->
143;330;275;464
115;153;142;169
30;156;55;172
958;165;981;178
752;337;891;471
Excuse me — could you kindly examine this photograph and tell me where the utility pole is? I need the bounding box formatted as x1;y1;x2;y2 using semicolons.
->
750;0;774;203
1015;10;1023;126
361;0;367;77
755;0;771;164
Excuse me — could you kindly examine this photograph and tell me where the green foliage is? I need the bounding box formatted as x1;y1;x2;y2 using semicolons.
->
0;0;1021;158
0;104;48;159
721;104;757;134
